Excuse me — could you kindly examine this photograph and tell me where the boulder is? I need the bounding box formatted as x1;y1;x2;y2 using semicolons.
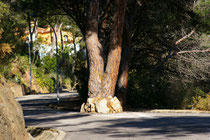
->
7;82;25;97
109;96;123;113
80;96;123;113
0;79;30;140
95;98;110;113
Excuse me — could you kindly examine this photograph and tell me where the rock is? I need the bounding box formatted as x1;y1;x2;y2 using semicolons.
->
80;103;86;113
7;82;25;97
90;102;96;113
109;97;123;113
95;98;110;113
80;96;123;113
87;98;96;112
0;79;30;140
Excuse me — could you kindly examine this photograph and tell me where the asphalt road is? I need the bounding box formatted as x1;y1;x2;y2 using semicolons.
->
16;93;210;140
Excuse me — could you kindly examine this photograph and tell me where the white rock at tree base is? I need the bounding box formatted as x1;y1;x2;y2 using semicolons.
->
95;98;110;113
80;96;123;114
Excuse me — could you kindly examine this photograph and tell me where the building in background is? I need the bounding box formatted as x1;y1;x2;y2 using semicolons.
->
25;22;81;58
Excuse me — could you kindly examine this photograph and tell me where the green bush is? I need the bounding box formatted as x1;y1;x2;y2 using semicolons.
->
194;94;210;111
191;89;210;111
0;64;11;80
16;55;29;74
37;75;55;93
33;66;55;93
42;55;56;73
63;78;73;90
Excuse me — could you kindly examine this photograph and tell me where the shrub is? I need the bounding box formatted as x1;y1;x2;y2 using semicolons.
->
63;78;73;90
42;55;56;74
37;76;55;93
189;88;207;109
194;94;210;111
0;64;11;80
33;66;55;93
16;55;29;74
191;89;210;111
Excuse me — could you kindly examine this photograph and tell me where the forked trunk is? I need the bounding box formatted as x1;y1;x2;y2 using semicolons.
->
81;0;126;113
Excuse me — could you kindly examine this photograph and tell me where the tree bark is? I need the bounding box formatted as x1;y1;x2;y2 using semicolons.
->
102;0;127;97
60;25;64;90
117;19;131;108
60;27;64;65
51;24;57;57
81;0;126;113
72;36;77;90
85;0;104;98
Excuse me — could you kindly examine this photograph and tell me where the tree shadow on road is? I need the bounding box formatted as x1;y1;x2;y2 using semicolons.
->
17;97;87;126
67;115;210;139
18;97;210;139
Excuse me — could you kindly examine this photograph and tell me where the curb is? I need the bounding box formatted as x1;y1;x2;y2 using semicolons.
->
27;126;66;140
142;109;210;114
56;129;66;140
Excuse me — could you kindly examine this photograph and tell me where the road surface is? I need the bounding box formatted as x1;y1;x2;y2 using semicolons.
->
16;93;210;140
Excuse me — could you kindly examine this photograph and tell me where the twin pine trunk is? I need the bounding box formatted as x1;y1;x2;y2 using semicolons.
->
81;0;127;113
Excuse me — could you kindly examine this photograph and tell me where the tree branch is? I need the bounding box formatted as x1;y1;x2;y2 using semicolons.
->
177;48;210;55
175;24;198;45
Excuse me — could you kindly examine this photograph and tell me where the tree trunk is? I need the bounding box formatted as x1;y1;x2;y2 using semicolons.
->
57;23;63;91
72;36;77;90
85;0;104;98
51;24;57;57
102;0;127;97
117;19;131;108
81;0;126;113
60;25;64;90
